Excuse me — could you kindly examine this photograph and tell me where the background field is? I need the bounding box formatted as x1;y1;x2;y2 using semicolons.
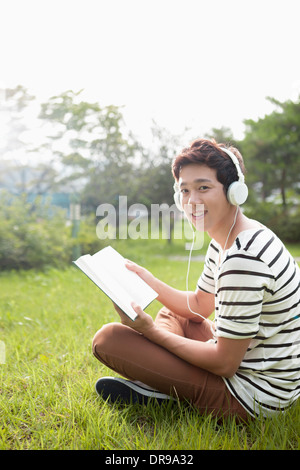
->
0;240;299;450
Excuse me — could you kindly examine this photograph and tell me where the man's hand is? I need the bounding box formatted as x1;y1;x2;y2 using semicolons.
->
113;302;155;335
125;260;157;290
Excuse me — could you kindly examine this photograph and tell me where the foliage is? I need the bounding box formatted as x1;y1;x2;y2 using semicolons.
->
244;202;300;243
126;122;186;208
241;96;300;209
0;85;35;156
0;191;72;270
38;89;142;214
76;215;105;255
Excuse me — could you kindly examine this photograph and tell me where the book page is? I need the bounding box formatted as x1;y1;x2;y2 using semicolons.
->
74;247;158;320
91;246;158;308
74;254;139;319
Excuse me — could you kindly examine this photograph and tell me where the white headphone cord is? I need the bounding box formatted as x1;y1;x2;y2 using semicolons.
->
186;206;239;335
224;206;239;252
186;227;207;322
218;206;239;266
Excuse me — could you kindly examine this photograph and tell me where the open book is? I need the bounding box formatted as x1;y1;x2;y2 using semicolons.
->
73;246;158;321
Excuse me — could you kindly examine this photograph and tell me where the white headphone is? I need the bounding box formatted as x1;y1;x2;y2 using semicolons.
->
173;147;248;210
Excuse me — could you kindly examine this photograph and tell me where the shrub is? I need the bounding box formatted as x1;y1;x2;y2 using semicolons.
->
76;214;105;256
0;191;73;270
244;202;300;243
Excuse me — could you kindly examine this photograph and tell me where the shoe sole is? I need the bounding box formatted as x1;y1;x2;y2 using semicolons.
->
95;377;174;405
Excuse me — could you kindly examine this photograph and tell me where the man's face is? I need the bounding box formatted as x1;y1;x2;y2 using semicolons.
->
178;164;231;235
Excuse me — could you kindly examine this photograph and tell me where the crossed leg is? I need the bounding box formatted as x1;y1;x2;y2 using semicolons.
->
92;307;249;421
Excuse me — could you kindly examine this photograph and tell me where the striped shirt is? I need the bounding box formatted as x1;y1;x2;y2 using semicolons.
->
198;227;300;417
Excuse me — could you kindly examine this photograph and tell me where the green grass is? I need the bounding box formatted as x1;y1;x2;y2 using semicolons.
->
0;242;299;450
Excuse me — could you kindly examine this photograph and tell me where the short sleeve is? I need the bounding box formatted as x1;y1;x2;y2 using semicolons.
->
197;242;218;294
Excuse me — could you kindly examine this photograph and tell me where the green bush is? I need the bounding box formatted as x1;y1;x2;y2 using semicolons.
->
244;202;300;243
76;215;105;256
0;191;73;270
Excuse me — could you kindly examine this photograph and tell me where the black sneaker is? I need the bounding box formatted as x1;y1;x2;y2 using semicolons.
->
95;376;174;405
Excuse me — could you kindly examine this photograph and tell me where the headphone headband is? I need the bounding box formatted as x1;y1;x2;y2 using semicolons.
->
220;147;245;184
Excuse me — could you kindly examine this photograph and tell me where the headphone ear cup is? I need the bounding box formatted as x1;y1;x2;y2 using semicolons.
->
174;191;184;211
227;181;248;206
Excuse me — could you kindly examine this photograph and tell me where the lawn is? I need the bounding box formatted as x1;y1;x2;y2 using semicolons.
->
0;240;299;450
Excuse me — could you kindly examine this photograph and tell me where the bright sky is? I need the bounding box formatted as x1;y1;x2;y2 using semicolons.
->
1;0;300;147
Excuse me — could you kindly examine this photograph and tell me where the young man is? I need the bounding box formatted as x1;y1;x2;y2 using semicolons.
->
92;139;300;420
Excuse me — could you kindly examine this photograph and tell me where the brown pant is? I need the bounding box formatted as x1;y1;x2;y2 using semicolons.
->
92;307;249;421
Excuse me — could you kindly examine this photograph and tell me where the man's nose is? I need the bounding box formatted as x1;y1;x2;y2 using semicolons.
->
188;190;202;205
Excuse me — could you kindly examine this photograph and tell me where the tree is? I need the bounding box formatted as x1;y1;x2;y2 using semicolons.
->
0;85;35;158
241;95;300;211
0;85;64;197
131;122;182;205
38;90;141;213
